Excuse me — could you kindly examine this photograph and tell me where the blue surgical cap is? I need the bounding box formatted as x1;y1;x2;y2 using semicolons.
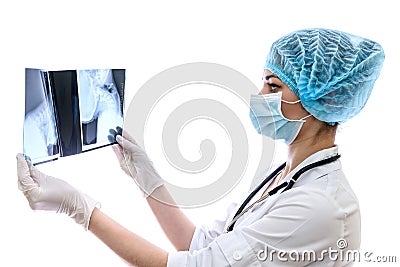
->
265;28;385;125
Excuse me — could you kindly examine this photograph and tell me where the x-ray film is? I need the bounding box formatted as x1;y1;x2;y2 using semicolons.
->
24;68;126;165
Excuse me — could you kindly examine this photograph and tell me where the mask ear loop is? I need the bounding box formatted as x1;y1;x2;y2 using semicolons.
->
300;114;313;121
281;97;313;121
281;99;301;104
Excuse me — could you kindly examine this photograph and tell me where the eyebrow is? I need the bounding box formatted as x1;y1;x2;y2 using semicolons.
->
264;74;280;81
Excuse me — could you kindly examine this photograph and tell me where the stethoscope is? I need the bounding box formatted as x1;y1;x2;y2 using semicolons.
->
226;154;341;232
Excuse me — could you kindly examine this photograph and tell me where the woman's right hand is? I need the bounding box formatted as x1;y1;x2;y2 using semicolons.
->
110;128;196;251
110;128;164;197
16;154;98;230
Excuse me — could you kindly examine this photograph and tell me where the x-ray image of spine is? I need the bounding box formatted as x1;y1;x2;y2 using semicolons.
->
24;101;59;159
77;69;123;147
24;69;58;161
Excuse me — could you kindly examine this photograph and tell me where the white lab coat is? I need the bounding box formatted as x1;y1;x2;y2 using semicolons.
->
167;146;361;266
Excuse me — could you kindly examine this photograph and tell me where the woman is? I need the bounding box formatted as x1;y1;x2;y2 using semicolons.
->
17;28;384;266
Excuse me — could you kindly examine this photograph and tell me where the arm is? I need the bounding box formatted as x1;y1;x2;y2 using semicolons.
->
111;131;196;251
89;208;168;267
16;154;168;267
147;186;196;251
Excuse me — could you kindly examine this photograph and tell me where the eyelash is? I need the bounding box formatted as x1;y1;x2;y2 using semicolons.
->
269;83;281;91
262;77;281;92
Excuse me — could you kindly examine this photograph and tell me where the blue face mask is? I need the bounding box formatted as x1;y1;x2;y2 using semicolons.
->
249;92;311;145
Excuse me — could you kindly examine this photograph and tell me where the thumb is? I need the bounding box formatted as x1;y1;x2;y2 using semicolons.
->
16;153;38;192
121;130;138;145
116;134;142;152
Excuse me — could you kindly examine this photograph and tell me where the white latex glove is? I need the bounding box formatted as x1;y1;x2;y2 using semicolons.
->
16;154;99;230
112;131;164;197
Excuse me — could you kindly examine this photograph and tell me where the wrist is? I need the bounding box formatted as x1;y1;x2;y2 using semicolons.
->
71;192;100;231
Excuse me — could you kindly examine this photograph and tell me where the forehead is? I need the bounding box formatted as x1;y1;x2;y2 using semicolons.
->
263;69;274;76
263;69;281;80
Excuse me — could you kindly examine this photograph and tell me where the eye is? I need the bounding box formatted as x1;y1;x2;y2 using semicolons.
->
268;83;281;92
262;75;282;92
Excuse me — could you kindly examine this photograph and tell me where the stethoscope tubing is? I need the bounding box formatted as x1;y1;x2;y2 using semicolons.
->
226;154;341;232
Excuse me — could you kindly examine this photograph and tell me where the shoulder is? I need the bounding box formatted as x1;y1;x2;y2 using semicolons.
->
263;187;343;247
271;167;360;231
273;187;338;219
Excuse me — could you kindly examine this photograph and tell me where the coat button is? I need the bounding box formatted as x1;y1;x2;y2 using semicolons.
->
233;251;242;261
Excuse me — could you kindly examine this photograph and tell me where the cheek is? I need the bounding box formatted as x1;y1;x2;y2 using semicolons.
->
281;90;299;102
281;103;310;120
280;104;299;119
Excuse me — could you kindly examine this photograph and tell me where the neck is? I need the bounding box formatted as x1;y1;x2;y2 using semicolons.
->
282;125;336;178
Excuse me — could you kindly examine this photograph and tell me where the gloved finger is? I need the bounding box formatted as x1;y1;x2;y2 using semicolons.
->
115;134;142;153
116;126;123;136
108;126;124;142
17;153;30;177
16;153;38;192
108;134;115;143
29;164;48;185
108;128;118;143
111;144;125;163
24;155;32;162
25;156;35;172
120;129;138;145
23;156;45;184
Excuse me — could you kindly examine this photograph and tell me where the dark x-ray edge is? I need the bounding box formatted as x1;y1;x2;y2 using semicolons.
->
29;155;59;166
82;141;118;153
30;141;117;166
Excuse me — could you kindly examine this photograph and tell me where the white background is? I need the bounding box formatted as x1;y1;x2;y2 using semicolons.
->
1;0;399;266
